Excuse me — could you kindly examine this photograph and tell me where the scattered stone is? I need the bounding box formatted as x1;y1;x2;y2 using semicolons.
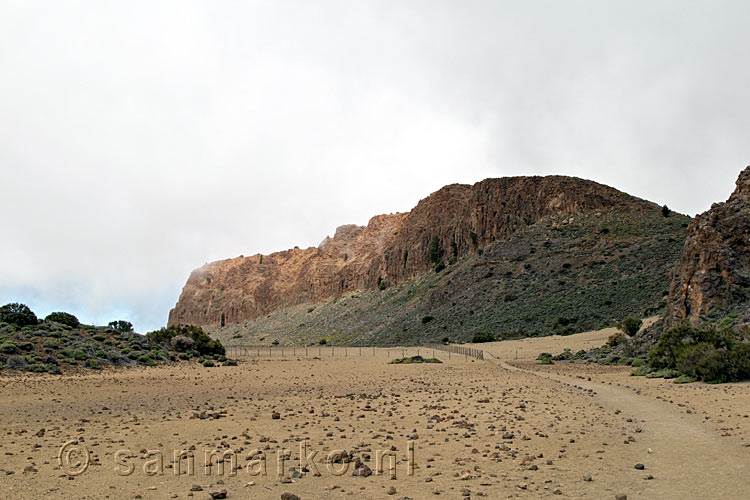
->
352;464;372;477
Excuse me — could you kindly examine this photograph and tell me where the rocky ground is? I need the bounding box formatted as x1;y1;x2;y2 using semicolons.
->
1;328;748;499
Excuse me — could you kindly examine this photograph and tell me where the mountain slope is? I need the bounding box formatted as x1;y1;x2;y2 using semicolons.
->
169;175;677;333
206;207;689;345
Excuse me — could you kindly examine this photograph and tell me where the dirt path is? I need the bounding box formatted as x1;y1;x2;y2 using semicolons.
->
496;359;750;499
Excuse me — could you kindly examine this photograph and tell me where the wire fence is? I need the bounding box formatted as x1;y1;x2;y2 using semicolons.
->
224;344;485;361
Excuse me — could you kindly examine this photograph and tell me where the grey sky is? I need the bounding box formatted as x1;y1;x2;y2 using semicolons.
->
1;1;748;332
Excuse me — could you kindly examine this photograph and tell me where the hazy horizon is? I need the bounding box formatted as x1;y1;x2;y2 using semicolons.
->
1;1;748;332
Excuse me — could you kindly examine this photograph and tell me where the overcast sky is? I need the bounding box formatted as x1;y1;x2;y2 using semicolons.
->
1;1;748;332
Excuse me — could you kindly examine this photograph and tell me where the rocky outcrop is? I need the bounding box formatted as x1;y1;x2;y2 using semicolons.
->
168;175;658;327
664;167;750;327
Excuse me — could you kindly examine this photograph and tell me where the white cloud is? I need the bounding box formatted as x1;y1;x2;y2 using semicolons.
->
1;1;748;330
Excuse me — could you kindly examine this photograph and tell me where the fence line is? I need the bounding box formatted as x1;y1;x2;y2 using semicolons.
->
425;343;484;360
223;344;485;361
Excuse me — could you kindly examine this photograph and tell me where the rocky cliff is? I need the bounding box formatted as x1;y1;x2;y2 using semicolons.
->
664;167;750;327
169;175;671;329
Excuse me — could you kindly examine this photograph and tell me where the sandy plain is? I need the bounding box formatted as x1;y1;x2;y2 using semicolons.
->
1;325;749;500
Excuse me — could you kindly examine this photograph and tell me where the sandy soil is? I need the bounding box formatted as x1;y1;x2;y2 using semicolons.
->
1;324;748;499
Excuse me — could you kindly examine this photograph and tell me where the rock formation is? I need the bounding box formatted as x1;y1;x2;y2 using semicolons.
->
169;175;662;328
664;167;750;327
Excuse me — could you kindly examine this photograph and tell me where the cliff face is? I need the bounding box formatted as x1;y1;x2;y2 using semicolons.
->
664;167;750;327
168;175;657;327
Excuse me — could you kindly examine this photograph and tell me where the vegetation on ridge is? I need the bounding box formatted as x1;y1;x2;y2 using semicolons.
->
0;303;227;374
207;207;689;346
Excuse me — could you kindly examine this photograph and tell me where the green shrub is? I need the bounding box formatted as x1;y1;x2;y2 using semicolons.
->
389;356;442;364
537;353;554;365
617;317;643;336
146;324;225;356
138;354;156;366
223;359;238;366
726;343;750;381
429;236;443;265
0;342;19;354
377;276;386;291
108;320;133;333
85;359;101;369
631;365;650;376
43;338;59;349
16;341;33;351
45;312;79;328
645;368;681;379
552;349;573;361
72;350;87;361
202;359;215;367
472;332;496;343
27;363;47;373
631;358;646;368
607;332;628;346
673;374;696;384
0;303;38;327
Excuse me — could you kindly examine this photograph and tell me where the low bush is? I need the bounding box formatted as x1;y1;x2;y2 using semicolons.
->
5;354;28;370
0;342;19;354
607;332;628;347
537;352;554;365
138;354;156;366
147;324;225;356
648;323;750;382
45;312;79;328
645;368;682;379
389;356;442;364
472;332;496;343
617;317;643;337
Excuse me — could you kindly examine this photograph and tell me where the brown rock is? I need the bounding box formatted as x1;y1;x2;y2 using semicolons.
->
664;166;750;327
169;176;654;327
